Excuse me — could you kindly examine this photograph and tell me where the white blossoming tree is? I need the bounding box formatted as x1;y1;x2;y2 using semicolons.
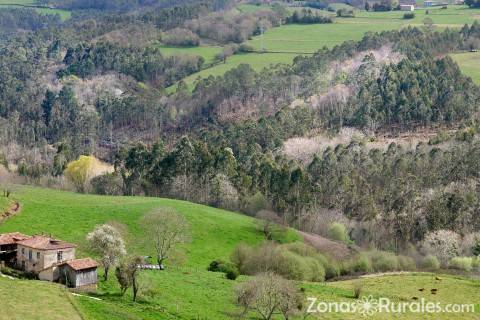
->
87;224;127;281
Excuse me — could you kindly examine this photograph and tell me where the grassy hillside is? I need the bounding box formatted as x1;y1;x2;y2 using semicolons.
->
0;276;83;320
451;51;480;84
306;273;480;319
166;5;480;91
0;186;478;319
0;0;71;20
0;185;298;319
0;185;299;267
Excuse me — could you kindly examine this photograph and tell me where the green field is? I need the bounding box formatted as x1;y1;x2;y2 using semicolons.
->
165;5;480;91
0;276;83;320
451;51;480;84
0;186;478;319
0;0;71;20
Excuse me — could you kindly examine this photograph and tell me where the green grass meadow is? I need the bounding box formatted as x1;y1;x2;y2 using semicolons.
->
451;51;480;84
165;5;480;91
0;0;71;20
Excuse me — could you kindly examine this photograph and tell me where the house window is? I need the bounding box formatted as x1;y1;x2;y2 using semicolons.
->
21;248;25;255
28;250;32;261
36;252;40;260
57;251;63;262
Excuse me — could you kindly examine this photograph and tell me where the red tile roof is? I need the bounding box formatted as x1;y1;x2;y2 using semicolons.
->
17;235;76;250
63;258;98;271
0;232;30;246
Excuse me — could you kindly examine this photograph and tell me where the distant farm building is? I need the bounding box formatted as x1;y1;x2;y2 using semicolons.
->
424;0;435;6
400;4;415;10
0;233;97;288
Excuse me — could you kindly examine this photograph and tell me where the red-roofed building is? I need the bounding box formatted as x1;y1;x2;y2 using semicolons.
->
16;235;76;274
58;258;98;288
0;232;98;288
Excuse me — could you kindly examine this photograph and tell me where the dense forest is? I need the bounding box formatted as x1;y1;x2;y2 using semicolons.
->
0;2;480;253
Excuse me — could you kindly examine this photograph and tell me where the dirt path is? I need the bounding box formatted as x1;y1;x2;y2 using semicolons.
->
299;231;354;260
0;201;21;223
359;271;414;278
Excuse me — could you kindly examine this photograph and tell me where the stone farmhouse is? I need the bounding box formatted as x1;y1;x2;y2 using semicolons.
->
0;232;97;288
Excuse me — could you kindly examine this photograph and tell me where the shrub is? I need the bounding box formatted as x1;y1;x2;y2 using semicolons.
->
448;257;473;272
208;259;239;280
398;255;416;271
369;251;398;272
421;255;440;270
208;259;227;272
323;261;341;279
162;28;200;47
473;239;480;256
472;257;480;271
225;268;239;280
339;260;355;276
277;249;311;281
352;255;373;273
231;243;253;274
91;173;123;195
282;242;317;257
232;242;327;282
327;223;350;243
304;257;326;282
353;282;363;298
316;254;340;279
403;12;415;19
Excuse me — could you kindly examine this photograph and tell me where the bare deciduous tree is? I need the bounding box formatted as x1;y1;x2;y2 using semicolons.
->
235;272;302;320
256;210;283;240
141;209;190;268
86;224;126;281
115;256;144;301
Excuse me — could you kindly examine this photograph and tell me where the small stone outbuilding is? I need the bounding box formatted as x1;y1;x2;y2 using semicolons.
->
59;258;98;288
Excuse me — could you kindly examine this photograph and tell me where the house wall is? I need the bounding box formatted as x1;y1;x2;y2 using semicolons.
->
16;246;75;273
75;268;98;287
38;266;60;282
62;267;97;288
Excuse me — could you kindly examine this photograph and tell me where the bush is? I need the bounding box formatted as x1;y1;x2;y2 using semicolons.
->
208;259;239;280
403;12;415;19
421;255;440;270
277;249;311;281
353;282;363;298
339;260;355;276
369;251;398;272
327;223;350;243
91;173;123;195
352;255;373;273
225;268;239;280
398;255;416;270
448;257;473;272
472;257;480;271
162;28;200;47
304;257;326;282
208;259;227;272
232;242;327;282
230;243;253;274
473;239;480;256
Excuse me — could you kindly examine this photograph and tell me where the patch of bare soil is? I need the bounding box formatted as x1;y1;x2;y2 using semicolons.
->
0;201;21;223
360;271;413;278
299;231;354;260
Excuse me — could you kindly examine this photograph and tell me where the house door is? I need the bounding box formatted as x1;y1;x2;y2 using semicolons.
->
21;261;25;270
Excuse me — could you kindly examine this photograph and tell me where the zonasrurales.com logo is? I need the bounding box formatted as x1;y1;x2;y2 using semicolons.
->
356;295;379;316
306;296;475;315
